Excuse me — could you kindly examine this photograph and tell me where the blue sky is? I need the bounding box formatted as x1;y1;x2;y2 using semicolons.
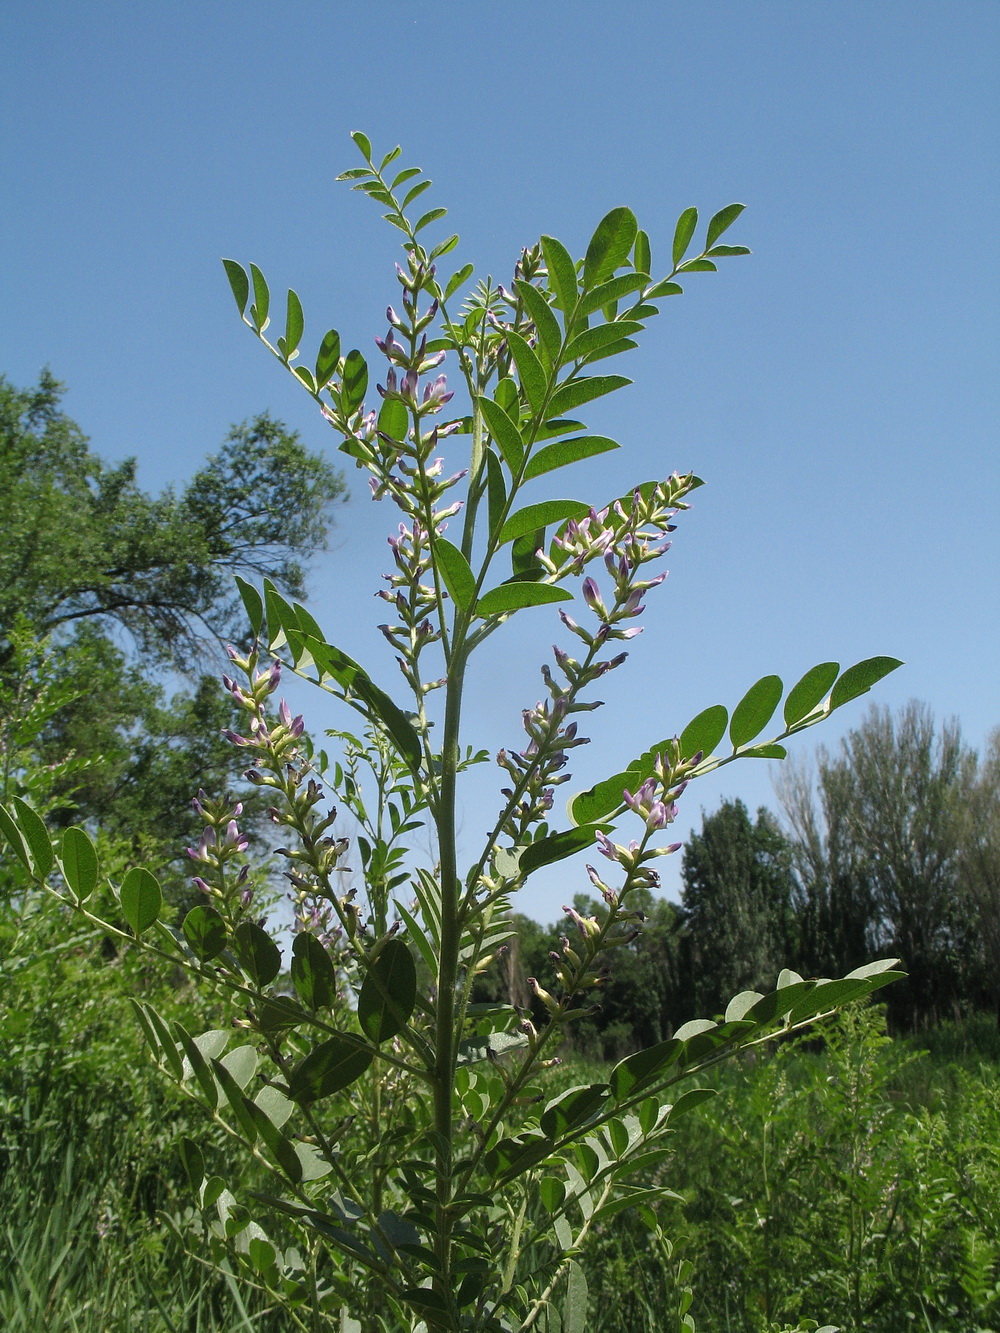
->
2;1;998;922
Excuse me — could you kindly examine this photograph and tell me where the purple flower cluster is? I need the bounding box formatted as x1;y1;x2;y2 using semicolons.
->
185;790;254;913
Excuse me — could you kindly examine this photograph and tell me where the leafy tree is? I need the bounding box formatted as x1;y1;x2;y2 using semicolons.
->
680;799;798;1016
777;702;971;1029
0;370;345;670
957;727;1000;1025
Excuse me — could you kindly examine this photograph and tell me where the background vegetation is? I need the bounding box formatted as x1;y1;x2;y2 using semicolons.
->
2;377;997;1329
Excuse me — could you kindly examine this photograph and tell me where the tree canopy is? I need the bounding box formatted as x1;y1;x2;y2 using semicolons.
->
0;370;345;669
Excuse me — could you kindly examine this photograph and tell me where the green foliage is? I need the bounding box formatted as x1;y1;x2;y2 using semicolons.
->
776;702;988;1029
1;135;904;1332
681;800;798;1017
580;1008;1000;1333
0;374;345;668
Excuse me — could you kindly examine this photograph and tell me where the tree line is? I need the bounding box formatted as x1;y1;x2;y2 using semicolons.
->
483;704;1000;1045
4;371;996;1048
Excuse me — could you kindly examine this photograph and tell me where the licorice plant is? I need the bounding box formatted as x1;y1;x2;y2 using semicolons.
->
0;133;904;1333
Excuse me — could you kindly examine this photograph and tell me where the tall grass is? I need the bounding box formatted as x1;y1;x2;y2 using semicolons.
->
579;1008;1000;1333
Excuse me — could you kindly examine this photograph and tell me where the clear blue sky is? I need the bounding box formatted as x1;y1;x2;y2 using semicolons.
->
2;1;997;922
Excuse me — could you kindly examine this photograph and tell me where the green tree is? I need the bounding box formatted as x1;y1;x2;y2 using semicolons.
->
0;370;345;870
957;727;1000;1026
0;370;345;669
777;702;971;1029
680;799;798;1016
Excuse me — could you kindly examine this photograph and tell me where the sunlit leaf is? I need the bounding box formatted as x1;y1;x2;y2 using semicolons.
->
514;279;562;363
291;932;337;1010
183;905;228;961
499;500;589;547
350;129;372;161
221;259;250;317
505;331;546;414
478;396;523;473
435;538;477;612
524;434;619;480
729;675;783;748
829;656;904;712
475;582;572;618
235;575;264;638
282;288;304;359
784;662;840;726
547;375;631;418
540;234;579;318
120;866;161;934
10;798;52;878
341;349;368;411
679;704;729;761
584;207;638;289
672;208;698;267
519;824;611;875
61;826;99;902
249;263;270;332
706;202;745;249
315;328;341;389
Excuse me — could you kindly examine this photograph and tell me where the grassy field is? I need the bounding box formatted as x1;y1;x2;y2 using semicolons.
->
2;1006;998;1332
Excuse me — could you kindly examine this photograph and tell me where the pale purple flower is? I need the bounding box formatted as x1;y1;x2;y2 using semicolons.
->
186;827;216;863
421;374;454;411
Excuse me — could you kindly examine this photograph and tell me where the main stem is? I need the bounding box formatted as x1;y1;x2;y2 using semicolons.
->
432;629;469;1309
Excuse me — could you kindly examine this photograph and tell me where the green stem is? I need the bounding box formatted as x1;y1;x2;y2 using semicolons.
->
431;627;469;1315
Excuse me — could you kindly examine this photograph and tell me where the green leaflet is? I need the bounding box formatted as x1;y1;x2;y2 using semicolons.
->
524;435;619;480
519;824;611;875
564;1261;589;1333
584;207;638;289
315;328;341;388
249;263;270;331
295;628;422;771
119;866;161;934
279;288;304;361
0;804;31;873
286;1034;375;1104
498;500;589;547
729;675;783;749
540;234;579;319
784;661;840;726
235;575;264;637
478;396;524;472
10;798;52;878
435;537;477;612
539;1083;610;1139
672;208;698;266
221;259;250;317
547;375;631;419
564;321;643;363
60;826;99;902
679;704;729;761
513;279;562;363
357;938;417;1042
475;582;572;619
183;905;228;961
706;202;746;248
829;656;904;711
504;331;546;415
341;349;368;411
234;921;282;987
291;931;338;1009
